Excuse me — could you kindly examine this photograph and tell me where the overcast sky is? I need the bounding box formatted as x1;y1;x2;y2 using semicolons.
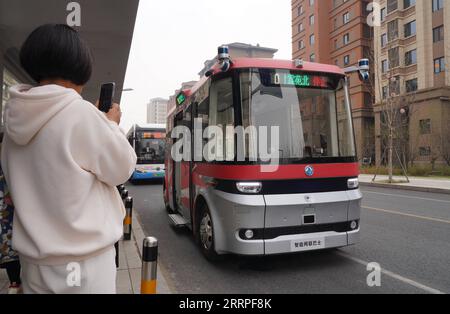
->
120;0;292;132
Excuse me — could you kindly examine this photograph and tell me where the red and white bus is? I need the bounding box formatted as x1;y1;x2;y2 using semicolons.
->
164;47;366;261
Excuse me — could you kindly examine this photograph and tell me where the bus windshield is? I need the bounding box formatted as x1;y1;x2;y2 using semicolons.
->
239;68;355;162
135;135;165;165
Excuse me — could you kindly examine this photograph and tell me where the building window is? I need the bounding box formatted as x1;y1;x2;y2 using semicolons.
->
387;20;399;41
309;34;315;45
419;147;431;156
343;55;350;66
310;53;316;62
388;47;400;68
433;25;444;43
389;76;400;96
404;20;416;37
419;119;431;134
405;49;417;66
298;23;304;33
387;0;398;13
382;86;388;99
405;78;418;92
343;12;350;24
381;33;388;47
382;59;389;73
432;0;443;12
298;40;305;49
381;7;387;21
310;0;314;6
434;57;445;73
343;33;350;45
298;5;304;16
309;15;315;25
403;0;416;9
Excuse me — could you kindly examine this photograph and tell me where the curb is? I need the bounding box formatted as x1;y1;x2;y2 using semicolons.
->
131;211;174;294
359;181;450;195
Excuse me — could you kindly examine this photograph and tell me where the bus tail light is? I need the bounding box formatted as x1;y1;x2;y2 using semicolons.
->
347;178;359;189
236;182;262;194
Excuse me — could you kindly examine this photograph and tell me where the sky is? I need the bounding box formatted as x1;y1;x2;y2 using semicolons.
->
120;0;292;132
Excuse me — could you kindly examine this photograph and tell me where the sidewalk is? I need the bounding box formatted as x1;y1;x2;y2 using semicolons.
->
359;174;450;194
0;211;172;294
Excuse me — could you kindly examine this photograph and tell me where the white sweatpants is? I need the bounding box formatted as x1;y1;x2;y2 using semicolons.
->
20;246;117;294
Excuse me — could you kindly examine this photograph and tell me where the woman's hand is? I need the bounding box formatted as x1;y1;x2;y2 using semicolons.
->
105;103;122;125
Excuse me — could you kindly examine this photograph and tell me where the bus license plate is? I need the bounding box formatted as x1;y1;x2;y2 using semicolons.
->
291;237;325;252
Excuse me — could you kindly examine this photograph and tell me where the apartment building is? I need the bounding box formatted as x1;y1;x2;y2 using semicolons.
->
147;98;168;125
292;0;375;162
374;0;450;165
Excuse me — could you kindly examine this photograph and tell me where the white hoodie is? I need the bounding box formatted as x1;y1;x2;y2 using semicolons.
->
1;84;137;265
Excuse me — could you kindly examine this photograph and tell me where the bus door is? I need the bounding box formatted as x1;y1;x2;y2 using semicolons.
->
173;106;192;221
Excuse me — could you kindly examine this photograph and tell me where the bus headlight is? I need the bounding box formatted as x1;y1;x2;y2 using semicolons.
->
236;182;262;194
244;230;254;239
347;178;359;189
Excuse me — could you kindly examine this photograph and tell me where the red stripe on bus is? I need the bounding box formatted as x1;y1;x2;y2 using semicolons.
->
194;163;359;180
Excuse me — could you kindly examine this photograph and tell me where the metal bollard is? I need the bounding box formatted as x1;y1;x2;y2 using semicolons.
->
141;237;158;294
117;184;125;193
121;189;129;201
123;196;133;241
114;241;119;268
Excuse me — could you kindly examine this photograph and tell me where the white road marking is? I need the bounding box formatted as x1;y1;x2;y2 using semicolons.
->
363;206;450;225
363;190;450;204
337;251;445;294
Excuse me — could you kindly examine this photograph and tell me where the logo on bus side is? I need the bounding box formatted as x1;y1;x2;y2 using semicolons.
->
305;165;314;177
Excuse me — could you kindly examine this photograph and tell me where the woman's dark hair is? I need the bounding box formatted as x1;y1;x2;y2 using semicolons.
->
20;24;93;85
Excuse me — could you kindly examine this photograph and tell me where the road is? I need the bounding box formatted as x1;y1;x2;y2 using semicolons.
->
127;181;450;294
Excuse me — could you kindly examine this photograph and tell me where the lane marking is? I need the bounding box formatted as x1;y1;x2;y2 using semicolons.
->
363;206;450;225
337;251;445;294
362;190;450;204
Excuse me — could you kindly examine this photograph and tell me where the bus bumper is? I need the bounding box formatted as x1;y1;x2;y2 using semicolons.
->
207;189;361;256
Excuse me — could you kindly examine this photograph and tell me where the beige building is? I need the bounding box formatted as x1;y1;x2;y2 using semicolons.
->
374;0;450;166
147;98;168;125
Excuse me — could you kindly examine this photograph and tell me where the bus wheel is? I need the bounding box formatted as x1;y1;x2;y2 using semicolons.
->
197;204;221;262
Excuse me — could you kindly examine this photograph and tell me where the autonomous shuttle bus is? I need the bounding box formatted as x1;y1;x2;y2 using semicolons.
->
127;124;166;183
164;46;367;260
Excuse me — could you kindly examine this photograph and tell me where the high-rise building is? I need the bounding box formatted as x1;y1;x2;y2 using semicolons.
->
147;98;168;125
373;0;450;166
292;0;375;162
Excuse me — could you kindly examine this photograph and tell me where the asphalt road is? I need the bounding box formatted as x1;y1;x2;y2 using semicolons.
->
127;181;450;294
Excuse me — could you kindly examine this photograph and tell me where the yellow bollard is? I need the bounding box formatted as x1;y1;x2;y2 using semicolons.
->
141;237;158;294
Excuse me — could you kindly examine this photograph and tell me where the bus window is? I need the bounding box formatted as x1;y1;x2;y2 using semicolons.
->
208;77;234;161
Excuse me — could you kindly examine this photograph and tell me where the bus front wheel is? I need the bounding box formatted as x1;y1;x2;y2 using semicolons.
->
196;204;221;262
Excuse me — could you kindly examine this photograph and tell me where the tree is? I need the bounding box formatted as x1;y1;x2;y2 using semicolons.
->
371;19;416;182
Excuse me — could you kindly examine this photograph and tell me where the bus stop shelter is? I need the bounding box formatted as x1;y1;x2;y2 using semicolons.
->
0;0;139;132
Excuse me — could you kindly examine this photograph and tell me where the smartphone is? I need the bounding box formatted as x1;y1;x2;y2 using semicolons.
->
98;82;116;113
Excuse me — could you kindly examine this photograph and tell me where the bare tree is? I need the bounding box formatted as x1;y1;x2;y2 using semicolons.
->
370;19;416;182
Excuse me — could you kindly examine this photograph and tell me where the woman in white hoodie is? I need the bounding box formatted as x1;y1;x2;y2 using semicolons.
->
1;24;137;293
